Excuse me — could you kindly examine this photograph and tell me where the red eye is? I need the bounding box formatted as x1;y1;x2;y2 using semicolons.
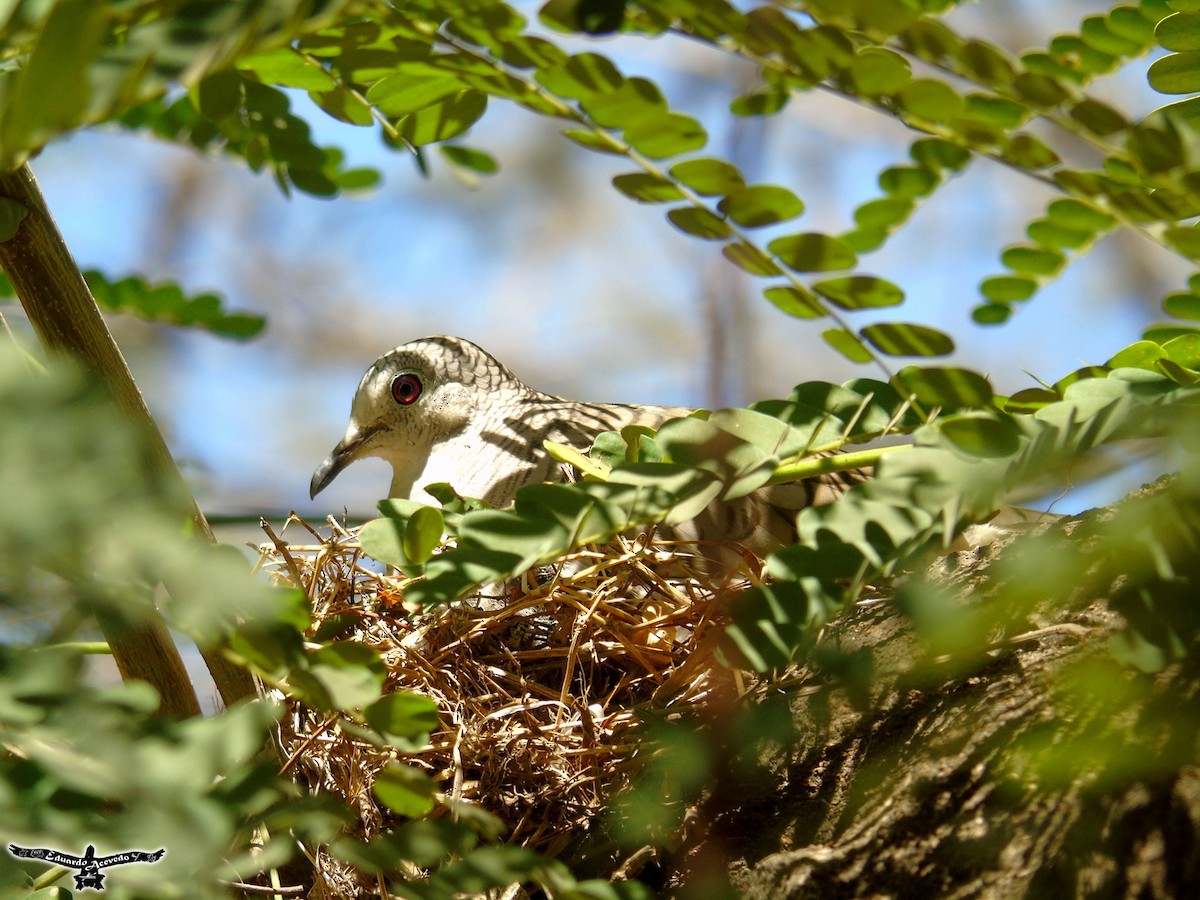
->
391;373;422;405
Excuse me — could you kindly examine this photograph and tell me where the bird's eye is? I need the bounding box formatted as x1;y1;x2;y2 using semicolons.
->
391;373;423;406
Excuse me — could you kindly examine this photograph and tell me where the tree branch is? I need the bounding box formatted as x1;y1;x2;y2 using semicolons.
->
0;162;255;713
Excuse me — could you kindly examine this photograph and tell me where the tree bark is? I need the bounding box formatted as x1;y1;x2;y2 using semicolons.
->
0;163;255;712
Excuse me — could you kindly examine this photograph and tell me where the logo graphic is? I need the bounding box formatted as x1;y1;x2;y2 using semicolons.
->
8;843;165;891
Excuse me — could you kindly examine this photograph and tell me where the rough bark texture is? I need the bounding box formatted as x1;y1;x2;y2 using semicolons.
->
662;517;1200;899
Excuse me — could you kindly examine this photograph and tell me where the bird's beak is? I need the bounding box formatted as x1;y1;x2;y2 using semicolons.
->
310;423;384;500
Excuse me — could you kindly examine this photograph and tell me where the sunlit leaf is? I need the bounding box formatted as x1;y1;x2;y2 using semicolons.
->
813;275;904;309
849;47;912;95
895;78;964;122
666;206;731;239
669;158;745;195
1001;244;1066;275
723;242;783;275
364;692;440;743
763;285;826;319
535;52;623;98
896;366;994;409
1163;292;1200;320
861;323;954;357
397;90;487;144
441;144;498;174
718;185;804;227
769;233;857;272
367;74;464;116
612;172;683;202
1148;50;1200;93
981;274;1038;303
373;763;436;817
823;328;873;363
623;112;706;158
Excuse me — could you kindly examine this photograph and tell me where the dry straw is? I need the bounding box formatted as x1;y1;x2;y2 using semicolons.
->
255;514;760;885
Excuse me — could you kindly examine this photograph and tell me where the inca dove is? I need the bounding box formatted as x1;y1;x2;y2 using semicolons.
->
311;336;866;558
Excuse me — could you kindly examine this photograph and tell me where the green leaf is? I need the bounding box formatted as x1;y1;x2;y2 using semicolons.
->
238;48;335;91
1004;133;1061;169
669;158;745;195
1148;50;1200;93
402;506;444;565
441;145;498;174
1081;14;1145;55
1069;98;1129;135
0;0;107;162
717;185;804;227
812;275;903;309
1162;332;1200;368
304;642;386;710
1001;245;1066;275
535;52;623;98
1013;71;1071;107
313;85;376;127
1164;226;1200;259
896;366;994;409
768;233;857;272
1047;198;1114;231
1156;12;1200;50
849;48;912;96
666;206;731;239
430;846;545;895
561;128;624;154
963;93;1026;128
1107;340;1167;369
763;285;826;319
822;328;874;363
0;197;27;241
623;112;706;158
895;78;965;122
861;323;955;357
723;242;783;276
359;516;410;568
80;271;264;339
194;69;244;120
879;165;938;198
397;90;487;145
853;197;913;229
910;138;971;172
612;172;684;202
1163;292;1200;319
981;274;1037;302
972;303;1012;325
580;76;666;127
938;413;1023;457
367;74;465;117
1026;220;1093;249
373;762;437;817
364;692;440;743
730;89;790;116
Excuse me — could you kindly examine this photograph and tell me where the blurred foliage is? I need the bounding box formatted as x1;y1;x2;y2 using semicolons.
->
0;270;264;339
2;0;1200;895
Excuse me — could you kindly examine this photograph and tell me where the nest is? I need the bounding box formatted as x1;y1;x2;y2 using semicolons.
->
254;515;761;894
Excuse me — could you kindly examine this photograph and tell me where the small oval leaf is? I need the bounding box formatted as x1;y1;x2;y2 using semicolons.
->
768;233;857;272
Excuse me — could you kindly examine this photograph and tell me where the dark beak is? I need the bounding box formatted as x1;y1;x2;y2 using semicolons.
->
309;424;383;499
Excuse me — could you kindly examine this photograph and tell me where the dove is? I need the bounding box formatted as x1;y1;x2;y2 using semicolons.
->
310;336;866;560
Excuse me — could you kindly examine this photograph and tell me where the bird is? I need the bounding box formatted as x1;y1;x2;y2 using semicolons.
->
310;336;867;561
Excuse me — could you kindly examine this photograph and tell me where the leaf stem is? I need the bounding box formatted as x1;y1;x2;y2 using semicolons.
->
767;442;911;486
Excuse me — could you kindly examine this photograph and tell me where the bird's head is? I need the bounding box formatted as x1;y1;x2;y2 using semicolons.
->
310;336;513;500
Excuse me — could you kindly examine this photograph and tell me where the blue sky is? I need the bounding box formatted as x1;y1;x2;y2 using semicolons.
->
10;0;1191;524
